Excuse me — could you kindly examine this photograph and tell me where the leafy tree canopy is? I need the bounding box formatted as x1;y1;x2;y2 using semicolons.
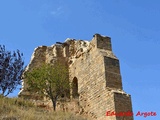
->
25;62;70;110
0;45;24;96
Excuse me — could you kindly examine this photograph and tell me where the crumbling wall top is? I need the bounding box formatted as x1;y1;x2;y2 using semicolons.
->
91;33;112;51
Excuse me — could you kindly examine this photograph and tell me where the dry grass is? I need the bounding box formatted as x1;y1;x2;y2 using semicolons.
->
0;95;87;120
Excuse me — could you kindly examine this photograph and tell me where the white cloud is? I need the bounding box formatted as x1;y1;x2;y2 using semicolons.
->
50;6;63;16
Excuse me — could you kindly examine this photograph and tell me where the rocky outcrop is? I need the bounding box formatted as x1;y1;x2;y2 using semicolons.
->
19;34;133;120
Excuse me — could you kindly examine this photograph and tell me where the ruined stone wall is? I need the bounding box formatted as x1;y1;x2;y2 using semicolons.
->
19;34;133;120
114;93;133;120
69;34;133;120
19;46;47;97
69;46;106;119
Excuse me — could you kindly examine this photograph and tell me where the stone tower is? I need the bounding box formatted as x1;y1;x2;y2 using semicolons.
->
19;34;133;120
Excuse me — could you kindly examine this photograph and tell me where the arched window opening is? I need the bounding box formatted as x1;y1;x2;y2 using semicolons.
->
72;77;79;98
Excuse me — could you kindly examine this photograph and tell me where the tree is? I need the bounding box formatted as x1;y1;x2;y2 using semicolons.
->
0;45;24;96
25;62;70;111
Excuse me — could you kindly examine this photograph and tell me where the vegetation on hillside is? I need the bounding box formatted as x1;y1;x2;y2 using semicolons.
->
25;62;70;111
0;96;87;120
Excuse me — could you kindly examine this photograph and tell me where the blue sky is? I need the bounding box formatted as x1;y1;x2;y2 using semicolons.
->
0;0;159;119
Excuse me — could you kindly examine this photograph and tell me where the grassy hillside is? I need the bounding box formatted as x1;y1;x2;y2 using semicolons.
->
0;96;87;120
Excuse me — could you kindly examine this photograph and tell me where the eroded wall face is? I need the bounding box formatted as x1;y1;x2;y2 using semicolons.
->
69;48;131;120
104;57;122;89
114;93;133;120
19;46;47;98
69;34;133;120
70;48;108;119
93;34;112;51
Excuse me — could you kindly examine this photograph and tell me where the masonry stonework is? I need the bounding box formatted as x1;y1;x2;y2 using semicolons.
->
19;34;133;120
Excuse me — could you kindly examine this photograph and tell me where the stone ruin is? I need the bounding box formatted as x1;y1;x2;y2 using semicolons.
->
19;34;133;120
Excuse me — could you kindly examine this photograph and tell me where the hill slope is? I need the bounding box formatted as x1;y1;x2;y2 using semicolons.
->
0;96;87;120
